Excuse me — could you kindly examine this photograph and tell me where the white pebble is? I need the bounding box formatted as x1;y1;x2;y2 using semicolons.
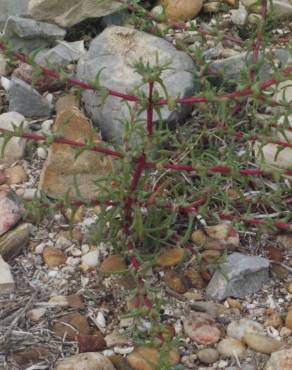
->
66;256;81;266
37;147;47;159
22;188;40;201
114;346;134;355
81;250;99;267
96;311;106;329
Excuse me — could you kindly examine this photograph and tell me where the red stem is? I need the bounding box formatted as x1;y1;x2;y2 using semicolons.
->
147;82;154;136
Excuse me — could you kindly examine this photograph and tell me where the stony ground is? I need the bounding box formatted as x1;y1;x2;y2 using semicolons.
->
0;1;292;370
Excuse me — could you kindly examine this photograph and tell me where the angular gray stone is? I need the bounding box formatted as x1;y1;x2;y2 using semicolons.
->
0;111;28;164
206;252;270;300
3;16;65;53
0;255;15;294
28;0;123;28
230;6;248;25
7;77;53;117
35;40;86;68
0;0;29;32
77;26;196;143
210;49;292;84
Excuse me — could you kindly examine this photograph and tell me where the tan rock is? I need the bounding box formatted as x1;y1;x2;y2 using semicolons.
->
100;254;127;275
183;269;206;289
266;347;292;370
203;2;221;12
264;314;283;329
11;347;50;368
53;312;90;340
243;333;283;354
285;310;292;330
0;223;30;259
27;308;47;322
277;234;292;250
287;282;292;294
192;224;239;250
5;165;28;185
0;255;15;293
254;141;292;172
127;346;180;370
164;270;187;293
39;95;113;200
164;0;203;22
217;338;246;358
155;247;185;267
55;353;115;370
28;0;122;28
43;247;67;267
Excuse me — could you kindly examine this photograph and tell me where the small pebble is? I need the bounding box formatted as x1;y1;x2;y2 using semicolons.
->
197;348;219;364
81;250;99;267
37;147;47;159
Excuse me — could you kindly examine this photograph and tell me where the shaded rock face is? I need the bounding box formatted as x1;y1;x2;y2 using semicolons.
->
39;95;113;200
2;16;65;54
0;0;29;31
206;252;270;300
77;26;196;144
7;78;53;117
28;0;122;28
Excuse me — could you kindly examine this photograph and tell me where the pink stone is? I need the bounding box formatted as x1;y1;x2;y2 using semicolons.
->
0;187;22;236
183;312;221;345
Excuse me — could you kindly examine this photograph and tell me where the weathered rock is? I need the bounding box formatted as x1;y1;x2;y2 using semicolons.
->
2;16;65;54
217;338;246;358
285;310;292;330
81;250;99;268
254;141;292;172
27;308;47;322
270;0;292;20
210;49;292;84
5;165;28;184
127;346;180;370
275;115;292;143
35;40;86;68
191;224;239;250
0;188;23;237
197;348;219;364
0;223;30;259
28;0;122;28
266;347;292;370
39;95;113;200
183;311;221;345
163;0;203;22
206;252;269;300
0;54;7;77
55;353;115;370
77;26;196;143
43;247;67;267
6;77;53;117
0;255;15;293
230;5;248;25
155;247;185;267
203;2;221;12
0;0;29;31
100;254;127;275
0;112;28;164
53;312;90;340
164;270;187;293
227;319;265;340
273;81;292;105
11;347;50;367
243;333;283;354
77;333;106;352
183;269;206;289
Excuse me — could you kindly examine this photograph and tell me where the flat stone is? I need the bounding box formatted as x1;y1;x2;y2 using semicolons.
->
7;78;53;117
266;347;292;370
227;319;265;340
210;49;292;84
243;333;283;354
0;0;29;31
197;348;219;364
35;40;86;68
127;347;180;370
55;353;115;370
217;338;246;358
0;255;15;293
77;26;196;143
28;0;122;28
0;112;28;164
0;188;23;237
3;16;65;53
230;6;248;25
206;252;269;300
39;95;113;200
254;141;292;172
0;223;30;259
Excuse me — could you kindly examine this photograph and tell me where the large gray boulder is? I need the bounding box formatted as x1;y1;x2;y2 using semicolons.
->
77;26;196;143
0;0;29;32
28;0;122;28
206;252;270;300
2;16;65;54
